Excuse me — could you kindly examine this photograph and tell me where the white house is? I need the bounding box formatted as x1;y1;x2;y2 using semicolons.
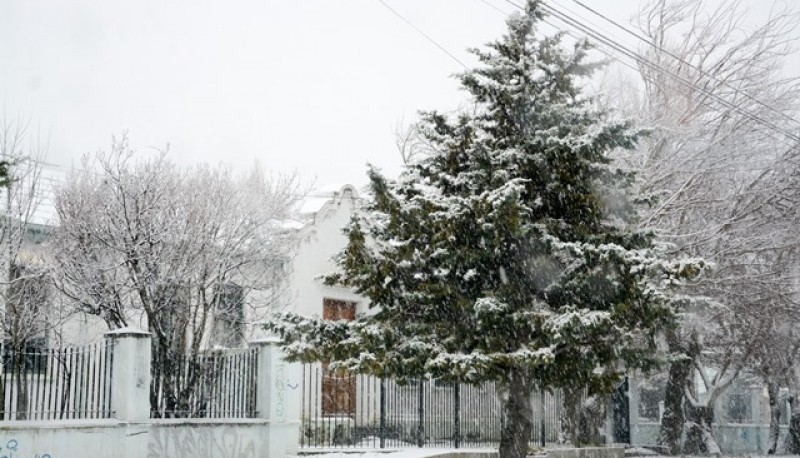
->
284;184;373;437
287;183;368;320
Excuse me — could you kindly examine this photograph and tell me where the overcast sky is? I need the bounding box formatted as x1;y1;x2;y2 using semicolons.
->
2;0;798;204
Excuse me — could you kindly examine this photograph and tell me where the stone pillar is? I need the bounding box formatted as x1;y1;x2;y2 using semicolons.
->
628;375;640;444
252;338;302;458
104;328;152;422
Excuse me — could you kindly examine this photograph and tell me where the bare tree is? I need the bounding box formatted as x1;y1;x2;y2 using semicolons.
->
0;118;67;419
598;0;800;453
393;120;435;166
52;136;302;416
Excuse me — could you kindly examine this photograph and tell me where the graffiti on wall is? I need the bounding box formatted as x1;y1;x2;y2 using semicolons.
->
274;358;300;422
274;359;286;420
147;426;256;458
0;438;52;458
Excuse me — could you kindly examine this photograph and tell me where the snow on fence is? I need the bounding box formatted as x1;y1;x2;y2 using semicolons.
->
0;339;262;422
0;332;302;458
150;346;259;419
299;363;566;449
0;341;113;421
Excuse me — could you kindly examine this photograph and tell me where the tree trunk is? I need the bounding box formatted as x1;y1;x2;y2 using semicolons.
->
0;368;5;420
785;412;800;453
13;346;28;420
767;379;781;454
784;395;800;454
658;357;692;454
578;393;608;446
683;404;720;456
499;370;534;458
561;386;582;446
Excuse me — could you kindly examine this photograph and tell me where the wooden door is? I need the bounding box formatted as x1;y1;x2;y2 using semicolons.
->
322;298;356;416
322;299;356;416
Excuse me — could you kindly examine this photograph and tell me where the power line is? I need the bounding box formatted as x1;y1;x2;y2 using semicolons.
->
376;0;469;70
564;0;800;128
537;0;800;143
387;0;800;146
499;0;800;144
476;0;510;16
474;0;627;68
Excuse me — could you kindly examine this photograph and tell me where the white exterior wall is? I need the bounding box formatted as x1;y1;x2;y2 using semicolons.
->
288;184;369;318
0;418;277;458
53;311;109;346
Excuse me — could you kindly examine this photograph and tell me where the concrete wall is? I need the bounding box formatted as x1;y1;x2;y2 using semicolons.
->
0;419;277;458
547;447;624;458
0;332;301;458
426;453;499;458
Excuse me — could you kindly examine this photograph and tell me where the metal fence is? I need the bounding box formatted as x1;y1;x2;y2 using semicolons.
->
150;347;259;419
0;341;113;421
299;363;567;449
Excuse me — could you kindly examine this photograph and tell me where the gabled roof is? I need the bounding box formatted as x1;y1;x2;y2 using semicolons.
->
291;184;362;230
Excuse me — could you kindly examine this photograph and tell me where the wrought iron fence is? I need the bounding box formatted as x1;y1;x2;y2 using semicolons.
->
150;346;259;419
0;341;113;421
299;363;568;449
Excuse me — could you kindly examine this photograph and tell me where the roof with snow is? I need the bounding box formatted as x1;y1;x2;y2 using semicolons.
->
290;183;362;229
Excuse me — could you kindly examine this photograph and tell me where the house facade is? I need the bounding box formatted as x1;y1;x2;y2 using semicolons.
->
284;184;370;435
287;183;367;319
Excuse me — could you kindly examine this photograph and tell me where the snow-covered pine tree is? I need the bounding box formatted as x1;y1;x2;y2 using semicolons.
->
269;2;704;457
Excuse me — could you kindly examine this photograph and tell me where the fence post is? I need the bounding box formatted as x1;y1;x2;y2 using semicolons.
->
628;375;639;445
540;388;546;447
104;328;151;422
500;404;506;439
417;378;425;448
379;378;386;449
454;381;461;449
252;338;302;458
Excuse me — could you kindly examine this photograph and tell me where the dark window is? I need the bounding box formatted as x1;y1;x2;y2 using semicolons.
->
322;298;356;321
637;375;666;422
212;284;245;348
725;390;752;423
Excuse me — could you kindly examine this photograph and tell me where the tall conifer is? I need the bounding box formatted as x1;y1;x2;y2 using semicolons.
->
270;2;703;456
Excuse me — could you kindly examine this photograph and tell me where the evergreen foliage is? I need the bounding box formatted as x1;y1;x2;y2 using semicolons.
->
0;160;14;189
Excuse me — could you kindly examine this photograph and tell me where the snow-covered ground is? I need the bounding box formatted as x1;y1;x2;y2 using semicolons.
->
292;452;439;458
292;450;486;458
295;449;799;458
